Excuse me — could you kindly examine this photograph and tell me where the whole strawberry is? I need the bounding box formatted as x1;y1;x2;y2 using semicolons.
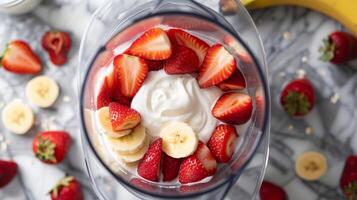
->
32;131;71;164
319;31;357;64
164;45;200;74
260;181;287;200
340;155;357;200
50;176;83;200
1;40;42;74
0;160;17;188
280;79;314;117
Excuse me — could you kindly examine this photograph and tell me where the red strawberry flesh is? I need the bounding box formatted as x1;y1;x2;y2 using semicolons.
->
260;181;287;200
164;45;200;74
0;160;17;188
179;156;209;184
162;153;182;181
167;29;209;64
197;44;236;88
128;28;172;60
108;102;141;131
194;142;217;175
208;124;238;163
340;155;357;199
1;40;42;74
113;54;148;98
137;139;162;182
212;92;253;125
218;69;246;91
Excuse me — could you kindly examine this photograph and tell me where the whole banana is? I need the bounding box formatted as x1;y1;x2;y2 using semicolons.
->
241;0;357;36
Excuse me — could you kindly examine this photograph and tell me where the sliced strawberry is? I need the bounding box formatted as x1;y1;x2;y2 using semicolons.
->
223;35;252;63
106;17;162;50
212;92;253;125
197;44;236;88
42;31;71;54
48;51;67;66
108;102;141;131
194;142;217;175
96;80;111;109
105;73;132;106
1;40;42;74
128;28;172;60
146;60;163;71
42;31;71;66
162;153;182;181
218;69;246;91
179;156;209;184
0;160;17;188
113;54;148;97
166;29;209;64
164;45;200;74
137;139;162;182
208;124;238;163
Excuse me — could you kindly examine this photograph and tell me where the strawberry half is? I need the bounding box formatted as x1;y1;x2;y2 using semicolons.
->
280;79;314;117
1;40;42;74
212;92;253;125
218;69;246;91
340;155;357;199
42;31;71;66
260;181;287;200
108;102;141;131
179;156;209;184
128;28;172;60
105;72;132;106
0;160;17;188
137;139;163;182
50;176;83;200
179;142;217;184
208;124;239;163
32;131;71;164
162;153;182;181
166;29;209;64
113;54;148;97
197;44;236;88
164;45;200;74
194;142;217;176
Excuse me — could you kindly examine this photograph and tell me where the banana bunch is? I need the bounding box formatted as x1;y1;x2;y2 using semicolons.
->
241;0;357;36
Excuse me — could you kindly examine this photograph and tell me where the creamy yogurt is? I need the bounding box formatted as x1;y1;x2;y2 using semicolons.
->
131;70;222;143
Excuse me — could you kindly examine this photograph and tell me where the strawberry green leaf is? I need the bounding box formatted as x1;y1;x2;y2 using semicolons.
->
35;136;57;163
283;91;311;116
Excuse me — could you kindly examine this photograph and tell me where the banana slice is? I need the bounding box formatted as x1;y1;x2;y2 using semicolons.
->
26;76;59;108
116;137;150;163
2;100;35;134
96;107;132;138
106;125;146;154
295;151;328;181
160;121;198;158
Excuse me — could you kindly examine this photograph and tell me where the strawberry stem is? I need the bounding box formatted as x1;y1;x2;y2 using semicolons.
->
50;176;74;197
345;181;357;200
319;38;335;62
35;136;57;163
283;91;311;116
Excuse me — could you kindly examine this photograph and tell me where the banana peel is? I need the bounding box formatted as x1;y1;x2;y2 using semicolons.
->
241;0;357;36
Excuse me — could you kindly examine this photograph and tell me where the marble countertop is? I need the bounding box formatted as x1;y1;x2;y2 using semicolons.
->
0;0;356;200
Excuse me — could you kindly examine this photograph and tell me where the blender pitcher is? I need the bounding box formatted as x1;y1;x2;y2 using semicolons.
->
78;0;270;199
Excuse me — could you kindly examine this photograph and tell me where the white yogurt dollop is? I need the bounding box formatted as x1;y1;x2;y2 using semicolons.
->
131;71;221;143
